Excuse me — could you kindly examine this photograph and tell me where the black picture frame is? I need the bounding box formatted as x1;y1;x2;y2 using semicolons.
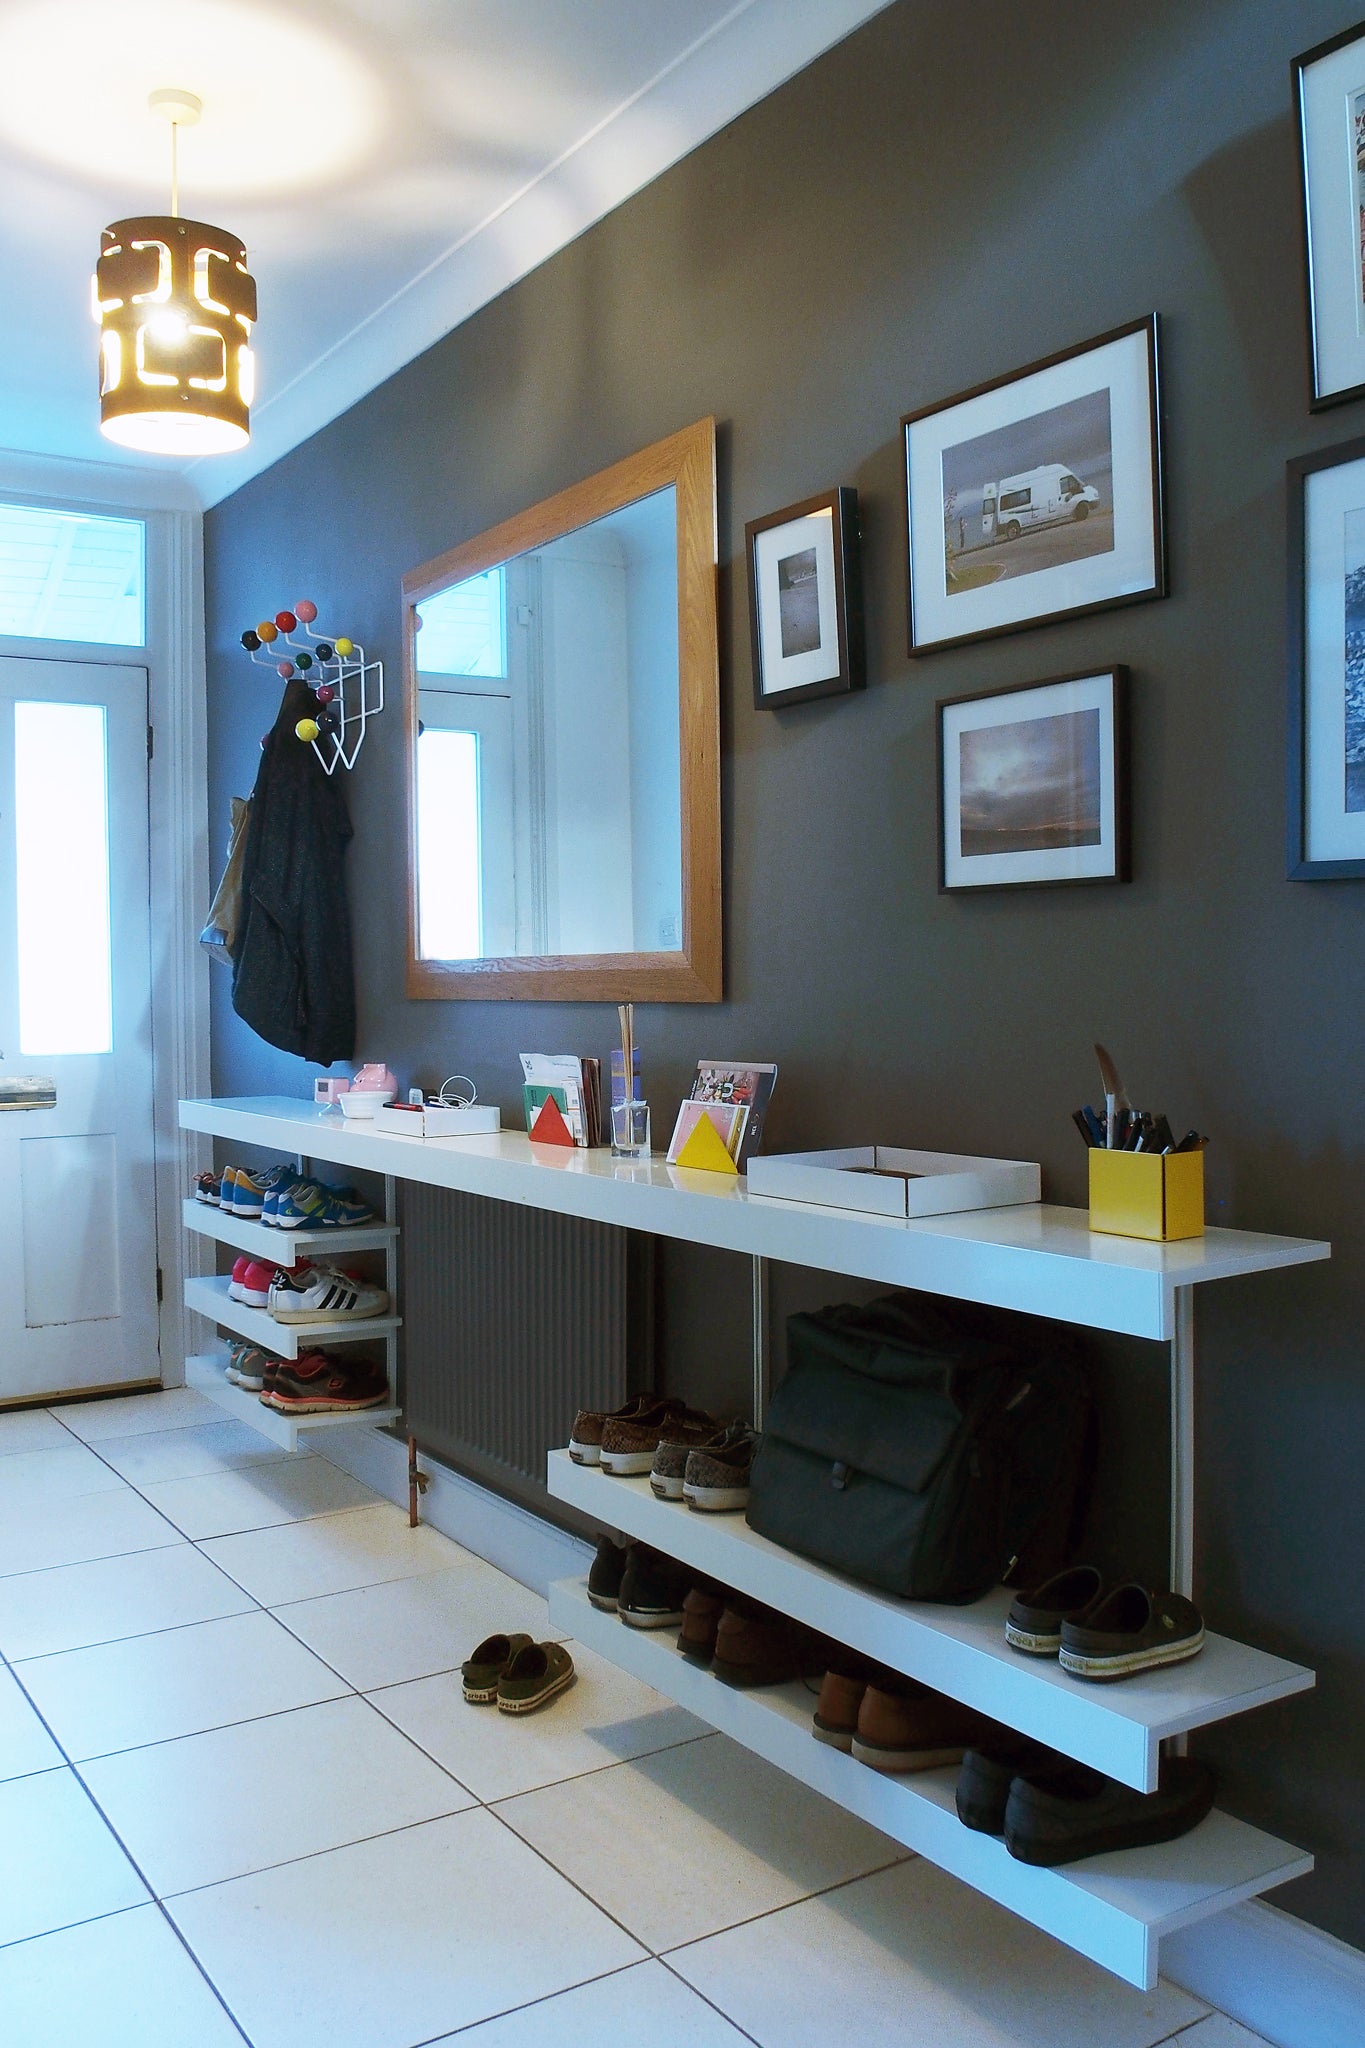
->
1287;435;1365;878
936;666;1130;893
1294;20;1365;412
902;315;1166;657
746;486;864;708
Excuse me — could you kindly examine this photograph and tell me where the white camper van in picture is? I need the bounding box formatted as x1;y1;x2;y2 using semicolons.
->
982;463;1099;540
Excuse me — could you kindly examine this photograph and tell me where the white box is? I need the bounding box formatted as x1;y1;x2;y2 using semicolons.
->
373;1101;501;1138
746;1146;1039;1219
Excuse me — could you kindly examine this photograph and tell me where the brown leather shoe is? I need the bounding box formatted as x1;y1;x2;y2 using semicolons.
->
812;1669;866;1750
678;1583;726;1665
601;1400;705;1475
851;1680;1007;1773
711;1600;831;1688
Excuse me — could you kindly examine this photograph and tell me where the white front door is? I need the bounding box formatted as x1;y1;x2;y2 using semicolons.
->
0;656;159;1401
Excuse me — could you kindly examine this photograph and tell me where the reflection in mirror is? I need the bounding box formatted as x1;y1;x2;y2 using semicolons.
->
414;486;682;963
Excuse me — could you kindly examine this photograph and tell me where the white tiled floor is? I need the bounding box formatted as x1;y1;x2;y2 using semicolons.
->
0;1390;1277;2048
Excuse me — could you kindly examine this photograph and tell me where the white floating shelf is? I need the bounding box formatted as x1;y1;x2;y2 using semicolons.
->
547;1455;1312;1793
549;1577;1311;1992
184;1274;401;1359
179;1096;1329;1343
182;1198;397;1262
186;1354;402;1453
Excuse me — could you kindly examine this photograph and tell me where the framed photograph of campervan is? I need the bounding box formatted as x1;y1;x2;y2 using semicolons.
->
1287;436;1365;877
746;488;864;707
937;668;1129;892
1294;22;1365;409
903;316;1165;655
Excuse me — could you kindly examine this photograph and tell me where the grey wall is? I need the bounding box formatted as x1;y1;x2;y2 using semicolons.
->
204;0;1365;1945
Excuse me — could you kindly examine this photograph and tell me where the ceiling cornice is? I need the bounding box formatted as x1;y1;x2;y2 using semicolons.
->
193;0;891;510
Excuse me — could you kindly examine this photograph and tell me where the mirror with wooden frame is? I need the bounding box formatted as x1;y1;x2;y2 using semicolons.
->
403;418;721;1002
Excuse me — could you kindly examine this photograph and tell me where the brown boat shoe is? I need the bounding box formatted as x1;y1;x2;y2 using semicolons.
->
568;1393;672;1466
600;1400;706;1475
682;1428;759;1512
851;1679;1008;1773
649;1414;741;1498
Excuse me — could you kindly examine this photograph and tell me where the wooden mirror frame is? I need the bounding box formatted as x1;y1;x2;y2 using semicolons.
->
403;418;721;1002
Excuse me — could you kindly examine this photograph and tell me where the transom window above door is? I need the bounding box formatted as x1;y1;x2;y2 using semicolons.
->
0;502;145;648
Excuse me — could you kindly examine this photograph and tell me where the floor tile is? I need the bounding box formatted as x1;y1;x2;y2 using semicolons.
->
19;1609;348;1760
0;1769;147;1946
276;1557;550;1692
0;1544;253;1661
668;1858;1205;2048
168;1806;644;2048
1161;2021;1272;2047
0;1903;244;2047
0;1408;76;1455
201;1501;463;1606
0;1663;63;1781
84;1693;473;1897
54;1387;223;1442
0;1441;130;1507
497;1731;903;1952
443;1958;751;2046
0;1487;182;1579
140;1456;378;1539
374;1637;707;1803
95;1417;292;1486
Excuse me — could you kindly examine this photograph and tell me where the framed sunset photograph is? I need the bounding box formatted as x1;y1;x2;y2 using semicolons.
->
937;668;1130;892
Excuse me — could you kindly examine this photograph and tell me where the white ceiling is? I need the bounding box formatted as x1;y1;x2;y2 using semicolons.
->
0;0;888;509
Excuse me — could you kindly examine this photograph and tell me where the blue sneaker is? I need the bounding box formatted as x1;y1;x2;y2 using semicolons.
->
231;1164;294;1218
274;1180;375;1228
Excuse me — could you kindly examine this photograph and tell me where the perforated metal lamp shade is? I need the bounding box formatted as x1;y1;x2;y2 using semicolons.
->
93;215;257;455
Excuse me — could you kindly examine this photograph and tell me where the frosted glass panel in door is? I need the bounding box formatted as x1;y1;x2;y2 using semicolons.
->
14;700;113;1056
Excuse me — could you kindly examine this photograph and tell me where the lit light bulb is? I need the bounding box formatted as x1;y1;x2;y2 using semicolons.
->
147;308;187;346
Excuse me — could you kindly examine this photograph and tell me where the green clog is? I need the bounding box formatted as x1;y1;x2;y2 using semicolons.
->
461;1632;534;1704
496;1641;576;1715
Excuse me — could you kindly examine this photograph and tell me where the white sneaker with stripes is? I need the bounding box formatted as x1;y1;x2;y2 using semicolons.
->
266;1265;389;1324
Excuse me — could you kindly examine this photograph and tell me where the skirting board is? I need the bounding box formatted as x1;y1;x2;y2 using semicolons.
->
310;1426;1363;2046
312;1423;591;1597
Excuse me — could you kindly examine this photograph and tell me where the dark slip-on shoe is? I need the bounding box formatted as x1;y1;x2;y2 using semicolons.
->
587;1534;630;1612
617;1545;693;1629
497;1641;576;1715
1059;1584;1205;1681
462;1632;535;1704
1004;1755;1216;1866
955;1738;1070;1834
1005;1565;1104;1656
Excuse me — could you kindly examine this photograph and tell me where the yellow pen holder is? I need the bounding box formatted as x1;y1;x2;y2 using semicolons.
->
1088;1148;1204;1241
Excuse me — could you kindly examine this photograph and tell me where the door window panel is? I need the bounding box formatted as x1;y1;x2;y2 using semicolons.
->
14;701;114;1056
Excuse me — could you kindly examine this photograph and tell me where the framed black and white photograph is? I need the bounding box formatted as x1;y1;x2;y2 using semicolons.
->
937;668;1129;892
1294;21;1365;410
1287;436;1365;877
746;487;864;707
903;316;1165;656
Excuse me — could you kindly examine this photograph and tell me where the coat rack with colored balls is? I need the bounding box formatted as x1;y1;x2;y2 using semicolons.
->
240;601;385;776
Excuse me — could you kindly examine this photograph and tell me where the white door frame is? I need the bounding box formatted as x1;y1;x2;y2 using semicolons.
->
0;450;209;1392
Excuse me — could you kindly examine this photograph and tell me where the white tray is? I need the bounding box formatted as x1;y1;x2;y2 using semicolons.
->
373;1101;501;1137
747;1145;1040;1219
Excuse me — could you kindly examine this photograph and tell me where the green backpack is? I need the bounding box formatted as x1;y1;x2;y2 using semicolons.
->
746;1291;1093;1603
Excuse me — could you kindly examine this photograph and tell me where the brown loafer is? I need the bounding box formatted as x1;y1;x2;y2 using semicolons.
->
851;1680;1007;1772
812;1669;866;1750
677;1583;726;1665
711;1600;831;1688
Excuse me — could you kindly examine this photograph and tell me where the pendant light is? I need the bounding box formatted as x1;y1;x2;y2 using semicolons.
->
92;89;257;456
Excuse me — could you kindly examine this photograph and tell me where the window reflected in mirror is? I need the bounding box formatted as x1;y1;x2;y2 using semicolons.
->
414;485;682;963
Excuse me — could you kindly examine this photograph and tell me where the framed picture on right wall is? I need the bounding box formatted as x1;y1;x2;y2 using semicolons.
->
1294;20;1365;409
1288;435;1365;878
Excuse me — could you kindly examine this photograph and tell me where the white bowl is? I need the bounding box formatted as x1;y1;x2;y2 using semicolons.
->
338;1089;394;1119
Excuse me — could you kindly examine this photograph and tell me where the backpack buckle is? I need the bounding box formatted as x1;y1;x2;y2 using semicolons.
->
830;1460;850;1490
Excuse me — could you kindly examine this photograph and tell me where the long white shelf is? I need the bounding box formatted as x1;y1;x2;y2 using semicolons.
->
549;1579;1310;1993
182;1198;397;1263
184;1274;402;1360
179;1096;1329;1342
547;1455;1313;1793
186;1355;402;1452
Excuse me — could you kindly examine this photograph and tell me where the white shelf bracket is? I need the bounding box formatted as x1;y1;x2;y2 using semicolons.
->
751;1254;770;1429
1170;1285;1195;1600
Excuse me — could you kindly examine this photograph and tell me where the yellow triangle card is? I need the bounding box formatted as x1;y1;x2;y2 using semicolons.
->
675;1109;739;1175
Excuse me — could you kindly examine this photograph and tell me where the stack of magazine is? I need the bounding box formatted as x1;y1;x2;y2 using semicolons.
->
520;1053;603;1147
666;1061;777;1169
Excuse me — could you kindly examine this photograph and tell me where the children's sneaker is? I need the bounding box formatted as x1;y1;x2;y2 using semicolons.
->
193;1171;222;1206
273;1181;375;1229
267;1264;389;1323
226;1255;253;1303
231;1164;294;1219
233;1344;276;1392
262;1351;390;1412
